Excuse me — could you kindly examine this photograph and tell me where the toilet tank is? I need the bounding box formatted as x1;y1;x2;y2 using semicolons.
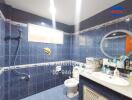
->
72;67;80;80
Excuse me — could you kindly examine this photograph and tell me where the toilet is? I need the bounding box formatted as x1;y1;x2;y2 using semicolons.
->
64;67;80;98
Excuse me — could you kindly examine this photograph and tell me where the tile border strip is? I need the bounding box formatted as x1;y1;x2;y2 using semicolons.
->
0;60;85;74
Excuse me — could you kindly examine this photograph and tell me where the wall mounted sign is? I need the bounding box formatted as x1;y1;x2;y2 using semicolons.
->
111;5;125;17
44;48;52;56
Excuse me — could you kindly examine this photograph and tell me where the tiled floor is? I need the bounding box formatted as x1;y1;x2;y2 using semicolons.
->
21;85;79;100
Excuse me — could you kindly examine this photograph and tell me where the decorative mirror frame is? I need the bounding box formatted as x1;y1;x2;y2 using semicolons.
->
100;29;132;59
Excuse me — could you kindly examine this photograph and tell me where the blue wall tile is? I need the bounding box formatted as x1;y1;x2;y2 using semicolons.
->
4;23;72;66
71;20;132;62
0;19;5;67
1;8;132;100
3;64;72;100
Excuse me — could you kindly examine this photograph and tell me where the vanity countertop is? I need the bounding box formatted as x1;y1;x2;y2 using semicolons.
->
80;71;132;99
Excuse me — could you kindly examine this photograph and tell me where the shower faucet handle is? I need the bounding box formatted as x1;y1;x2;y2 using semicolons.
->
20;75;31;81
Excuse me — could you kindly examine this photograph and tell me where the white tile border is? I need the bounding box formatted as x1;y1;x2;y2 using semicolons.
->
0;60;85;75
0;67;4;75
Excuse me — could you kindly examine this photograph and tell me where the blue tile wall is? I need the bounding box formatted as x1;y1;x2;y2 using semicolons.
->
0;18;5;100
3;20;73;100
2;20;132;100
4;23;71;66
0;72;5;100
0;19;5;67
4;63;73;100
71;20;132;62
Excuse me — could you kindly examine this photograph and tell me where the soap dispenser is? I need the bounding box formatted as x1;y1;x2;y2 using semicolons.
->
114;67;120;77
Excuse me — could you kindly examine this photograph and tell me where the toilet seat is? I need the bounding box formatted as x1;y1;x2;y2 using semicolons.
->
64;78;79;88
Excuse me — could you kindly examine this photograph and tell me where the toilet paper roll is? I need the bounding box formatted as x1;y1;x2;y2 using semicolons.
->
56;66;62;72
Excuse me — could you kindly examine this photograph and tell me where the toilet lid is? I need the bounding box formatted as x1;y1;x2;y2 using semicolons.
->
64;78;79;88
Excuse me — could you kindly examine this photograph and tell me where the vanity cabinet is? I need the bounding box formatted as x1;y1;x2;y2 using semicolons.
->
79;75;131;100
83;86;107;100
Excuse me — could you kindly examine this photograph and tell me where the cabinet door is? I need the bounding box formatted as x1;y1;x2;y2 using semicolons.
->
83;86;108;100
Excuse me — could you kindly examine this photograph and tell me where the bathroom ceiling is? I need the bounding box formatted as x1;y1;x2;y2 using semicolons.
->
5;0;124;25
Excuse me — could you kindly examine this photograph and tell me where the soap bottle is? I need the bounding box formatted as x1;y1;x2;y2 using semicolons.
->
114;68;120;77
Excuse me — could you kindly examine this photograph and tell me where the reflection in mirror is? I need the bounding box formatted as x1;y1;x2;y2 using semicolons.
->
100;30;132;59
127;51;132;58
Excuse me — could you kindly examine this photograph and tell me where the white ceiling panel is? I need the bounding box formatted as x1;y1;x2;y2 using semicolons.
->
5;0;124;25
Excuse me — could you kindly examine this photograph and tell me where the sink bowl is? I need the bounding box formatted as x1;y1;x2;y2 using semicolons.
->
92;72;129;86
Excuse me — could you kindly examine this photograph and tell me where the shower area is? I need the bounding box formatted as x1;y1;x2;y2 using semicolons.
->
0;15;74;100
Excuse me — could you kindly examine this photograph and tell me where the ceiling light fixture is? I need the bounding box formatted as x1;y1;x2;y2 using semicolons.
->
50;0;56;29
75;0;82;34
41;22;46;25
50;6;56;15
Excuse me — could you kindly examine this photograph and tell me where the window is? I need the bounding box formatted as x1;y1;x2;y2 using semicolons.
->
28;24;63;44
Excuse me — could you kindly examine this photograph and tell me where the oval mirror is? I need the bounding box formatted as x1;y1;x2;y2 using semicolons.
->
100;30;132;59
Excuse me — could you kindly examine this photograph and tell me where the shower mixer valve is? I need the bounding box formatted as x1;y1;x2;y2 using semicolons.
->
20;75;31;81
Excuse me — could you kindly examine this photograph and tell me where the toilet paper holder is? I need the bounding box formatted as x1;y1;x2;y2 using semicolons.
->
56;66;62;72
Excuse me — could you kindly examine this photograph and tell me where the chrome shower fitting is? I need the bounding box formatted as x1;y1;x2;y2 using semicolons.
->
4;25;22;41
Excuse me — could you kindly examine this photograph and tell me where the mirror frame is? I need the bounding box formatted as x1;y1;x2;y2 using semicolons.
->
100;29;132;59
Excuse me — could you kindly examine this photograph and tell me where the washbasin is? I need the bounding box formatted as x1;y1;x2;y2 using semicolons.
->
92;72;129;86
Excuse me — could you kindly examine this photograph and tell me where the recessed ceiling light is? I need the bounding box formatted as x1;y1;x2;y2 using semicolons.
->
49;0;56;15
125;18;130;22
50;0;56;29
49;7;56;15
75;0;82;33
41;22;46;25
